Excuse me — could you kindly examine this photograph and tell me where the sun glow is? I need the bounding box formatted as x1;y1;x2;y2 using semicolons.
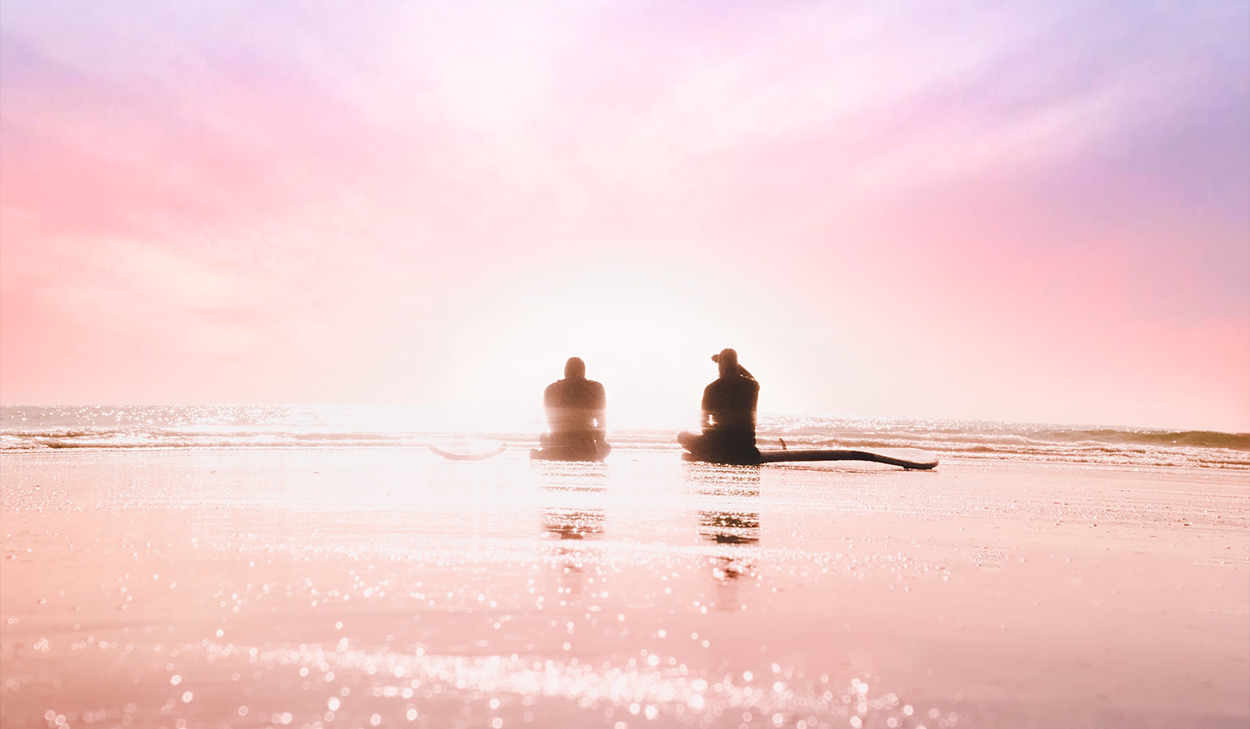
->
1;1;1246;430
436;258;793;430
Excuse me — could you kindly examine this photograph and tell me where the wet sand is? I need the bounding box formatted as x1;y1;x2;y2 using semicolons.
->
2;448;1247;728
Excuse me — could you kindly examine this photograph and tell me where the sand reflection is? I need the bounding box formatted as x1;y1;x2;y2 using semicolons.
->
685;464;762;613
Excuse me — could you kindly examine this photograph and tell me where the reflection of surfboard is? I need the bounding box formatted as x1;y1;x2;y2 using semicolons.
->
428;443;506;461
758;447;937;470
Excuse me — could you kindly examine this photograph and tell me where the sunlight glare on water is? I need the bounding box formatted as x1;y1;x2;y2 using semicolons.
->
1;448;977;729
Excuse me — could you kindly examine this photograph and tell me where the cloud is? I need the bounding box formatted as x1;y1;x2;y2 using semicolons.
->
1;0;1246;427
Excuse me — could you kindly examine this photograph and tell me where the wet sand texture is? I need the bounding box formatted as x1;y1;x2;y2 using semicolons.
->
2;449;1247;728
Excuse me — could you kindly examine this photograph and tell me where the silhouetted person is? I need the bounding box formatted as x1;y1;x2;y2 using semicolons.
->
678;348;760;464
532;357;611;461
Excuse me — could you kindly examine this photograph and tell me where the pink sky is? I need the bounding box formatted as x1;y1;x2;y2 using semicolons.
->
2;1;1247;431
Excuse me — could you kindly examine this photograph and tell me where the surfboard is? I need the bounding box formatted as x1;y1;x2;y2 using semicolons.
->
428;443;507;461
757;447;938;470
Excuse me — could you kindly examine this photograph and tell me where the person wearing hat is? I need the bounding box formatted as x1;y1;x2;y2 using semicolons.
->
677;348;760;464
532;357;611;461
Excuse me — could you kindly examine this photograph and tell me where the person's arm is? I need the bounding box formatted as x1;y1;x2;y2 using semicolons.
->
594;384;607;434
542;383;557;429
701;385;714;429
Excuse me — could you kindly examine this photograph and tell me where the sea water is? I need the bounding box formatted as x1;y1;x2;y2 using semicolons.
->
2;405;1246;470
2;407;1248;728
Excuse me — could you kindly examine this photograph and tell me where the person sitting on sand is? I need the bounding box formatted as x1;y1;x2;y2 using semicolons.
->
678;348;761;465
536;357;611;461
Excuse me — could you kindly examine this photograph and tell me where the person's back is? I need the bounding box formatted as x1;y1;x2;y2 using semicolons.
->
544;377;606;434
678;348;761;464
534;357;610;461
702;373;758;435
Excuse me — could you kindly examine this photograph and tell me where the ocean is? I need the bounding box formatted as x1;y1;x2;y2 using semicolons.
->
2;405;1246;470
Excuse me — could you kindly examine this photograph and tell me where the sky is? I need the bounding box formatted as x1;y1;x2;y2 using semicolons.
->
1;0;1247;432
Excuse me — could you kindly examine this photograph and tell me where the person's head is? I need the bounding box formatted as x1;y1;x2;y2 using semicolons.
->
564;357;586;380
712;348;738;378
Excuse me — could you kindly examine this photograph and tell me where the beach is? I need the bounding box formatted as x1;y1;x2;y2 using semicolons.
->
4;1;1248;726
2;431;1247;729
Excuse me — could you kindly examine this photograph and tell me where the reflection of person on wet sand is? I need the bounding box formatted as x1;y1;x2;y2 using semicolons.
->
700;508;759;610
690;466;760;608
700;510;760;545
543;508;606;540
678;348;760;464
531;357;611;461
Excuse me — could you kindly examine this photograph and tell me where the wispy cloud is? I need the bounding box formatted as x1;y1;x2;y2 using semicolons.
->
1;0;1246;428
